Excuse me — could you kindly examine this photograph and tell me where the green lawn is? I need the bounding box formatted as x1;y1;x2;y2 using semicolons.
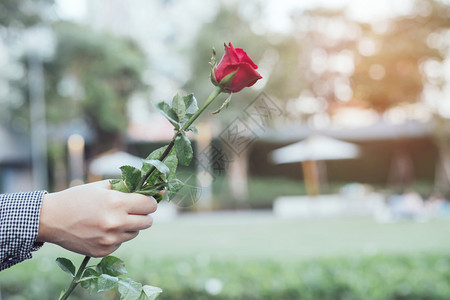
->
111;212;450;261
1;212;449;299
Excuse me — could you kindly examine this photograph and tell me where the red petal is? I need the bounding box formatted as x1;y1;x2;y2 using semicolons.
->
226;42;240;64
229;62;262;93
216;45;232;67
234;47;258;69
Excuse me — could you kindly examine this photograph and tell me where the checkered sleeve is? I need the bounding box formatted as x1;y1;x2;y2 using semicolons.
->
0;191;46;271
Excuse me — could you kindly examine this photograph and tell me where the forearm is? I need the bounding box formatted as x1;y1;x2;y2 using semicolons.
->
0;191;46;271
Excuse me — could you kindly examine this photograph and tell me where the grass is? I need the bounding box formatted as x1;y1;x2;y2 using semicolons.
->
119;212;450;260
1;212;449;299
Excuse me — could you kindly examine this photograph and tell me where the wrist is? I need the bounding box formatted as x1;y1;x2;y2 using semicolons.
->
36;192;59;244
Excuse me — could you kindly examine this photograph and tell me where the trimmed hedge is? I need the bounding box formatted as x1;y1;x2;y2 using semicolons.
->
1;253;448;299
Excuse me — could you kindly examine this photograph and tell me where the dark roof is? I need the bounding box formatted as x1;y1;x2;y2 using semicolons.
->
260;120;432;143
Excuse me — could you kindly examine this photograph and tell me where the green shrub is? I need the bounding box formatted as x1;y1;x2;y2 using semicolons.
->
4;254;446;300
148;254;450;300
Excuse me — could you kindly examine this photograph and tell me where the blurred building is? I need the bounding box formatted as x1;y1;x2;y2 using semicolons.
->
252;119;437;186
0;126;33;192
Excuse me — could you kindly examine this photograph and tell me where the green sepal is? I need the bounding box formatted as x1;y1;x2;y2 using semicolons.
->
210;47;216;67
156;101;180;129
217;69;238;93
56;257;76;278
175;132;193;166
210;47;218;86
210;67;219;87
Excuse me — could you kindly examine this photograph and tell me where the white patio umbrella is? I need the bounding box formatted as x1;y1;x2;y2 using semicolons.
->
270;135;360;195
89;150;144;177
271;134;360;164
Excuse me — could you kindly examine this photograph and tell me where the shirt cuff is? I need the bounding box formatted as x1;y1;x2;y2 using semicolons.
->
0;190;46;271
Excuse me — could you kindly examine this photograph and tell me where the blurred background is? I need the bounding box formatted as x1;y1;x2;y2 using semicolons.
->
1;0;450;299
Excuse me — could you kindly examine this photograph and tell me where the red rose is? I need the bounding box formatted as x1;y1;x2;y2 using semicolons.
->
211;42;262;93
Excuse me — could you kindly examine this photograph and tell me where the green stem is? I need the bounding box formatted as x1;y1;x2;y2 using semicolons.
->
181;86;222;131
59;256;91;300
137;86;223;190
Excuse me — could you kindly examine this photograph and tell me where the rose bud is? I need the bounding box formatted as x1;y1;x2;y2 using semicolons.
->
211;42;262;93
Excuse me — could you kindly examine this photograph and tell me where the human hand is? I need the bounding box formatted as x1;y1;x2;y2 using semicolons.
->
36;180;157;257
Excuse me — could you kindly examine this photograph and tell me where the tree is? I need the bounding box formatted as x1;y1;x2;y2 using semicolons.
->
293;0;450;190
44;21;147;154
349;1;448;111
0;0;53;27
349;0;450;190
0;0;54;129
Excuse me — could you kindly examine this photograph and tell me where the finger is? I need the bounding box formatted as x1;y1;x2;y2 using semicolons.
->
123;214;154;232
124;194;157;215
119;231;140;243
95;179;113;189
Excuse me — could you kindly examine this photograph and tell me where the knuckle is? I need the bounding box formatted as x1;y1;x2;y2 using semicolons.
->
98;234;118;247
105;194;125;210
99;215;122;231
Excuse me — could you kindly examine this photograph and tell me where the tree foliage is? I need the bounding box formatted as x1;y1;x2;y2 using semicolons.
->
0;0;53;27
187;0;449;115
44;22;147;153
0;0;54;129
350;0;450;112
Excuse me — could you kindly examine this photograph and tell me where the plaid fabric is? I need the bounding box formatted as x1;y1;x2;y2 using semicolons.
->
0;191;45;271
